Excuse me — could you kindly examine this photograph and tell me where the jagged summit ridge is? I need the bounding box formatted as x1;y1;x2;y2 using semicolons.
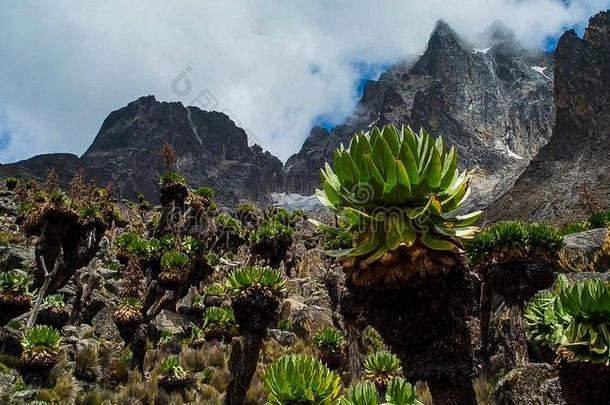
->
284;19;554;211
1;19;556;211
485;10;610;223
1;95;284;206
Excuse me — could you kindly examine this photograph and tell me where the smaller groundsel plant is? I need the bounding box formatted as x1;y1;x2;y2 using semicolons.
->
21;325;62;368
160;250;191;271
339;379;422;405
158;355;191;391
42;294;66;310
467;221;565;266
203;282;226;297
249;219;294;245
224;266;285;295
202;306;237;339
192;186;215;199
0;271;32;304
313;327;344;352
215;212;243;234
159;172;187;187
115;231;159;261
159;250;191;286
313;327;344;369
363;351;403;390
113;297;143;326
263;354;342;404
5;177;19;190
525;274;610;364
321;226;354;251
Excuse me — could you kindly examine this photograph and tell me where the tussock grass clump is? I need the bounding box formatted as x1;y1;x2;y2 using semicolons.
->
467;221;564;266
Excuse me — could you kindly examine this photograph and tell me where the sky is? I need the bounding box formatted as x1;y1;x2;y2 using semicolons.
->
1;1;609;163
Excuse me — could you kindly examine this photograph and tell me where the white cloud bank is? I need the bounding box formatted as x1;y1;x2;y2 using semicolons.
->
0;0;608;163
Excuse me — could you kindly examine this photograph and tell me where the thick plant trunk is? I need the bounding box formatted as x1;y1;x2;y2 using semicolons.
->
559;362;610;405
341;269;479;405
346;323;364;381
487;261;556;307
225;334;263;405
226;291;279;405
427;378;477;405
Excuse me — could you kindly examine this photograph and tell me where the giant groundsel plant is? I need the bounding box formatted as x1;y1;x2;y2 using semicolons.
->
525;275;610;364
312;125;480;266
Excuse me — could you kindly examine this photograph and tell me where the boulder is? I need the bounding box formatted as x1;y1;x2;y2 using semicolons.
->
562;228;609;272
0;245;35;272
493;363;564;405
91;307;120;342
149;309;190;341
268;328;297;346
0;191;18;216
279;298;333;339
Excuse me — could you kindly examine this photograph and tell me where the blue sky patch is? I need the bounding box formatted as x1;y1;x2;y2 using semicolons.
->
313;61;390;131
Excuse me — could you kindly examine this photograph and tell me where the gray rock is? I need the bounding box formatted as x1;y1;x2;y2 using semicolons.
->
12;389;37;402
485;12;610;224
91;307;120;341
0;192;18;216
268;328;297;346
493;363;564;405
149;309;190;340
562;228;609;272
279;298;333;340
0;245;34;272
0;370;17;400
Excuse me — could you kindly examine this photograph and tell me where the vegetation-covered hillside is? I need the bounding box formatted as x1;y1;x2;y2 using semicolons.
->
0;130;609;405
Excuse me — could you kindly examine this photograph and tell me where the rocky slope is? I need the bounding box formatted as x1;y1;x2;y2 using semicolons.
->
284;20;555;210
0;96;285;206
485;11;610;224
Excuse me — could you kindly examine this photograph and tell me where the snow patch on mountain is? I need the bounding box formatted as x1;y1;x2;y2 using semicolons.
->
472;47;491;54
531;66;551;79
272;192;323;212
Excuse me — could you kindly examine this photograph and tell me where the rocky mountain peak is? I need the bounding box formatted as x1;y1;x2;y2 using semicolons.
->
1;95;285;207
485;10;610;223
284;19;555;211
584;10;610;44
412;19;466;74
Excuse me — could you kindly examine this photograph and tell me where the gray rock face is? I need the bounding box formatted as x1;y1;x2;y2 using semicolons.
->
493;363;564;405
0;244;34;272
284;20;554;210
562;228;609;272
92;307;121;342
149;309;190;340
0;96;285;207
485;11;610;223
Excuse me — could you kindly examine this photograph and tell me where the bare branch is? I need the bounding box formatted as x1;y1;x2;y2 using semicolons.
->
26;246;63;331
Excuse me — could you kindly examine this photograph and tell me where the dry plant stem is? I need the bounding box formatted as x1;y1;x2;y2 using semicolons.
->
69;272;84;325
26;250;62;331
479;270;492;357
346;323;363;382
225;334;263;405
145;290;173;322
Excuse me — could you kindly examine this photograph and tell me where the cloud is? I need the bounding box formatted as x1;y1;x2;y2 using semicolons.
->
0;0;608;163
